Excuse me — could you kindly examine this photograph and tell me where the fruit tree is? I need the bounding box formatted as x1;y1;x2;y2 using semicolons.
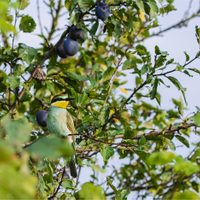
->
1;0;200;199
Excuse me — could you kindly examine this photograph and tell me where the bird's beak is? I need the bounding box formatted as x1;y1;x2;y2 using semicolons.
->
64;97;75;101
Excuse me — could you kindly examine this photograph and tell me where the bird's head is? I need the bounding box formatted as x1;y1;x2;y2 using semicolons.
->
51;94;74;109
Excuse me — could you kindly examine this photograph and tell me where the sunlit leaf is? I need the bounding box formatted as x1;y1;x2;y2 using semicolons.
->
19;15;36;33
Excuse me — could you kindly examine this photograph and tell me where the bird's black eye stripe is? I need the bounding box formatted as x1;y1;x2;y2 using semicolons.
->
51;98;65;103
51;97;74;103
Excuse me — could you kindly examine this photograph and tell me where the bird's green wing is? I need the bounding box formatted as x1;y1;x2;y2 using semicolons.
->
66;110;76;141
66;110;77;177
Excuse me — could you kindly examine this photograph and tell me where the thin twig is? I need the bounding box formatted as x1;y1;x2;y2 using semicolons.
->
48;166;66;199
136;9;200;43
37;0;44;35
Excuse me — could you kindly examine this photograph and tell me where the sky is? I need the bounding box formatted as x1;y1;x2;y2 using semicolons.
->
8;0;200;198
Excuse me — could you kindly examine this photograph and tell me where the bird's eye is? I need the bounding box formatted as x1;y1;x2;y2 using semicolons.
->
102;6;106;10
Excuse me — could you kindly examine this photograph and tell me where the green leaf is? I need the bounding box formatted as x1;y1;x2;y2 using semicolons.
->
126;13;133;33
18;43;37;64
0;164;37;199
195;25;200;44
18;0;30;10
7;75;20;89
160;4;176;14
139;136;146;145
150;77;159;100
148;0;159;18
164;138;176;151
166;58;174;65
101;67;115;82
155;45;161;55
107;177;118;195
0;1;16;34
188;68;200;75
90;19;99;36
193;112;200;126
135;149;149;160
62;179;74;189
64;70;88;81
174;156;199;175
135;0;145;11
175;135;190;148
111;17;122;38
184;51;190;61
19;15;36;33
100;145;114;165
122;60;137;70
136;44;148;56
175;63;183;71
78;0;94;9
172;190;200;200
146;151;176;165
25;134;74;160
141;64;149;75
13;64;25;76
77;157;83;167
78;182;105;200
1;116;32;151
81;91;88;105
167;76;187;104
37;173;46;198
121;189;130;200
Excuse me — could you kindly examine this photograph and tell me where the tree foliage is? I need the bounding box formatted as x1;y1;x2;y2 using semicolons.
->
1;0;200;199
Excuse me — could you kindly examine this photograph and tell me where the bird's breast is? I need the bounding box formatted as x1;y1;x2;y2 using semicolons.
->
47;106;68;135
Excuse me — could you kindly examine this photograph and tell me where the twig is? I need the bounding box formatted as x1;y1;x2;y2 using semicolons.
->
35;97;49;108
37;0;44;35
103;59;122;106
153;54;200;77
47;0;63;41
0;100;10;107
48;166;66;199
136;9;200;43
8;27;70;113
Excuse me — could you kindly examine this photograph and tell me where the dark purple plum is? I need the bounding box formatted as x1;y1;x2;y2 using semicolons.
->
36;110;48;127
95;2;110;20
64;37;79;56
70;26;84;40
57;40;68;58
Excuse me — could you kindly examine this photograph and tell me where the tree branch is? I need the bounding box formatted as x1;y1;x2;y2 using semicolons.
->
8;27;70;113
48;166;66;199
136;9;200;43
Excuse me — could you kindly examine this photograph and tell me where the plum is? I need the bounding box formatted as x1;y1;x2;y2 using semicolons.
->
95;2;110;20
64;36;79;56
70;26;84;40
57;40;68;58
36;110;48;127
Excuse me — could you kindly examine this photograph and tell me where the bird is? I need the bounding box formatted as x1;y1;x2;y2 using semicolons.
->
36;94;77;178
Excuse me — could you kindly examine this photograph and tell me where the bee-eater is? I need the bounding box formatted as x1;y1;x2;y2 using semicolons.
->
46;94;77;178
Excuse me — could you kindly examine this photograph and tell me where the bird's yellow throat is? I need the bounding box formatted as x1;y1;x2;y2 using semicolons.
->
52;101;69;109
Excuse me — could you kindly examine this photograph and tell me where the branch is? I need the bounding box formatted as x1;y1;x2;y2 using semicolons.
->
35;97;49;108
8;27;70;113
47;0;63;41
48;166;66;199
9;1;110;113
136;9;200;43
103;59;122;106
0;99;10;107
107;123;196;140
153;54;200;77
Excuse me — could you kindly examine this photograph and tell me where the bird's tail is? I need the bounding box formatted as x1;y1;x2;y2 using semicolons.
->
69;156;77;178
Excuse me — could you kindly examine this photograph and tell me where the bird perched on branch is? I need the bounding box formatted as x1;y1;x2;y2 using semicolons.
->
36;94;77;178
